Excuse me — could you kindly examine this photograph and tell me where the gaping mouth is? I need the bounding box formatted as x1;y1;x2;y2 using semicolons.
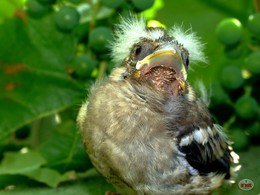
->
136;50;187;80
133;50;187;95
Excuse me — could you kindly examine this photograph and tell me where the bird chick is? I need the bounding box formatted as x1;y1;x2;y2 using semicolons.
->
77;16;239;195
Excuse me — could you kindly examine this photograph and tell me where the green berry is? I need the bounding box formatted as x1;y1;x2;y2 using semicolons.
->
220;65;243;90
26;0;51;18
245;51;260;74
89;27;113;52
230;128;249;151
54;6;80;32
132;0;154;11
216;18;243;45
100;0;125;8
248;13;260;36
235;96;258;119
71;55;97;78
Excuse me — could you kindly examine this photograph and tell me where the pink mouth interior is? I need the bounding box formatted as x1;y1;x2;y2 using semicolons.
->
135;51;185;96
143;65;182;96
144;65;176;87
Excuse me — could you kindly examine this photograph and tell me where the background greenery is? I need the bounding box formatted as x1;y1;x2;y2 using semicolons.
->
0;0;259;194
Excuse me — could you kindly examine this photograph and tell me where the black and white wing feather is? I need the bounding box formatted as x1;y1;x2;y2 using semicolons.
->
177;124;232;179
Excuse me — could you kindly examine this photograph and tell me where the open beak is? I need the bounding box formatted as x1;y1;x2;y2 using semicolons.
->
135;50;187;81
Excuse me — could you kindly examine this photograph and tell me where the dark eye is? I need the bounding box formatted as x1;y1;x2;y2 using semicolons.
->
181;53;189;67
135;46;142;55
185;57;189;66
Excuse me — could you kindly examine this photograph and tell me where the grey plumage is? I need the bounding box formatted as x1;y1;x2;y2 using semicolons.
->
77;16;238;195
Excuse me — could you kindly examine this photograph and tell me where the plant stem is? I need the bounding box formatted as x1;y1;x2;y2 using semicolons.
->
89;0;101;31
97;60;107;80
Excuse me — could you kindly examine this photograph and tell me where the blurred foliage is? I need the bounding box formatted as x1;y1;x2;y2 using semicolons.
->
0;0;259;194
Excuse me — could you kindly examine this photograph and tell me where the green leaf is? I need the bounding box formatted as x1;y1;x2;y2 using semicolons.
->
0;15;76;74
25;168;61;188
25;15;76;74
0;0;24;23
79;168;100;179
0;177;114;195
0;16;84;136
0;69;84;137
24;168;67;188
0;150;46;174
0;18;32;65
0;175;38;188
0;150;78;187
38;120;92;172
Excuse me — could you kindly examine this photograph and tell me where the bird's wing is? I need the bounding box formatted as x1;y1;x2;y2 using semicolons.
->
177;124;232;178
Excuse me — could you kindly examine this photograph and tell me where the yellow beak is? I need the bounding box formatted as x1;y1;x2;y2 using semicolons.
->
136;50;187;81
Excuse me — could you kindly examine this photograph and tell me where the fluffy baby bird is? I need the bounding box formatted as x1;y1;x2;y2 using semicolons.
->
77;16;238;195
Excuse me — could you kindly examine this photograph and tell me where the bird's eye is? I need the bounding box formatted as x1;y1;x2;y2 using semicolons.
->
181;53;189;67
185;57;189;66
135;46;142;56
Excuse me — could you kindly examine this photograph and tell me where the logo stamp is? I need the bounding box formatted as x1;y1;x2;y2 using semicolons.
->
238;179;254;191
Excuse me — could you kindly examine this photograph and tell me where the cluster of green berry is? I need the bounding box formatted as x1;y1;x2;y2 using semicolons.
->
212;13;260;150
26;0;81;31
26;0;155;81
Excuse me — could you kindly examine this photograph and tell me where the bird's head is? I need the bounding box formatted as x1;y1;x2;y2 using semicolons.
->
110;16;206;96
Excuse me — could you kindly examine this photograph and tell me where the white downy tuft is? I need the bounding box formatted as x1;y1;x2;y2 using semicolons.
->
169;25;207;64
110;16;164;65
110;16;206;66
